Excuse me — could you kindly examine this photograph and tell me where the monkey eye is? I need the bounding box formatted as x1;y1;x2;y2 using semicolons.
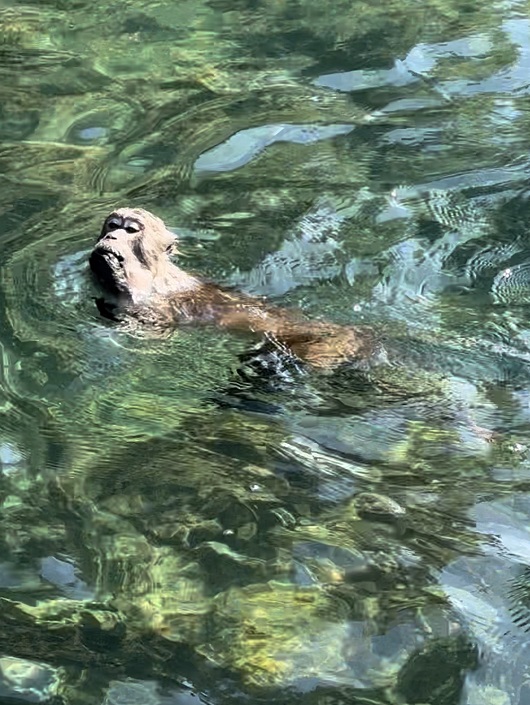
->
125;222;141;234
107;218;121;230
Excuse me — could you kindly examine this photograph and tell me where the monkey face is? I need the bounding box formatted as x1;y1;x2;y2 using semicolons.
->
90;208;176;302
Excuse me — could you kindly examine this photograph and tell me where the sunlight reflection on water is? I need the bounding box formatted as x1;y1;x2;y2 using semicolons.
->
1;0;530;701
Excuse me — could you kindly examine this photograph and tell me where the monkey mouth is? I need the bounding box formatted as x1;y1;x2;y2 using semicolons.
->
90;246;128;294
93;244;125;265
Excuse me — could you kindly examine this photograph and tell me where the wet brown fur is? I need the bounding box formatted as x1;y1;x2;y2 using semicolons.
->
89;207;376;369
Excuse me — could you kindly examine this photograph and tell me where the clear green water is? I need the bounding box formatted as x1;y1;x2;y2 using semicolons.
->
2;0;530;703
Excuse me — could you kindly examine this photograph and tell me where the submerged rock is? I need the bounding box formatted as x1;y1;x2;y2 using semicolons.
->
353;492;406;524
0;656;60;703
199;581;350;686
396;635;478;705
103;679;161;705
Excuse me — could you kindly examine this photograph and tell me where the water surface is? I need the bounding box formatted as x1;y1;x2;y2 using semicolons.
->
1;0;530;703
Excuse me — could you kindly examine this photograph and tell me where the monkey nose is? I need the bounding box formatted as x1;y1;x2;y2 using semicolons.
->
102;229;125;241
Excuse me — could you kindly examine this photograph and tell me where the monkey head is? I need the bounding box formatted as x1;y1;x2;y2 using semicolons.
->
90;208;177;302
